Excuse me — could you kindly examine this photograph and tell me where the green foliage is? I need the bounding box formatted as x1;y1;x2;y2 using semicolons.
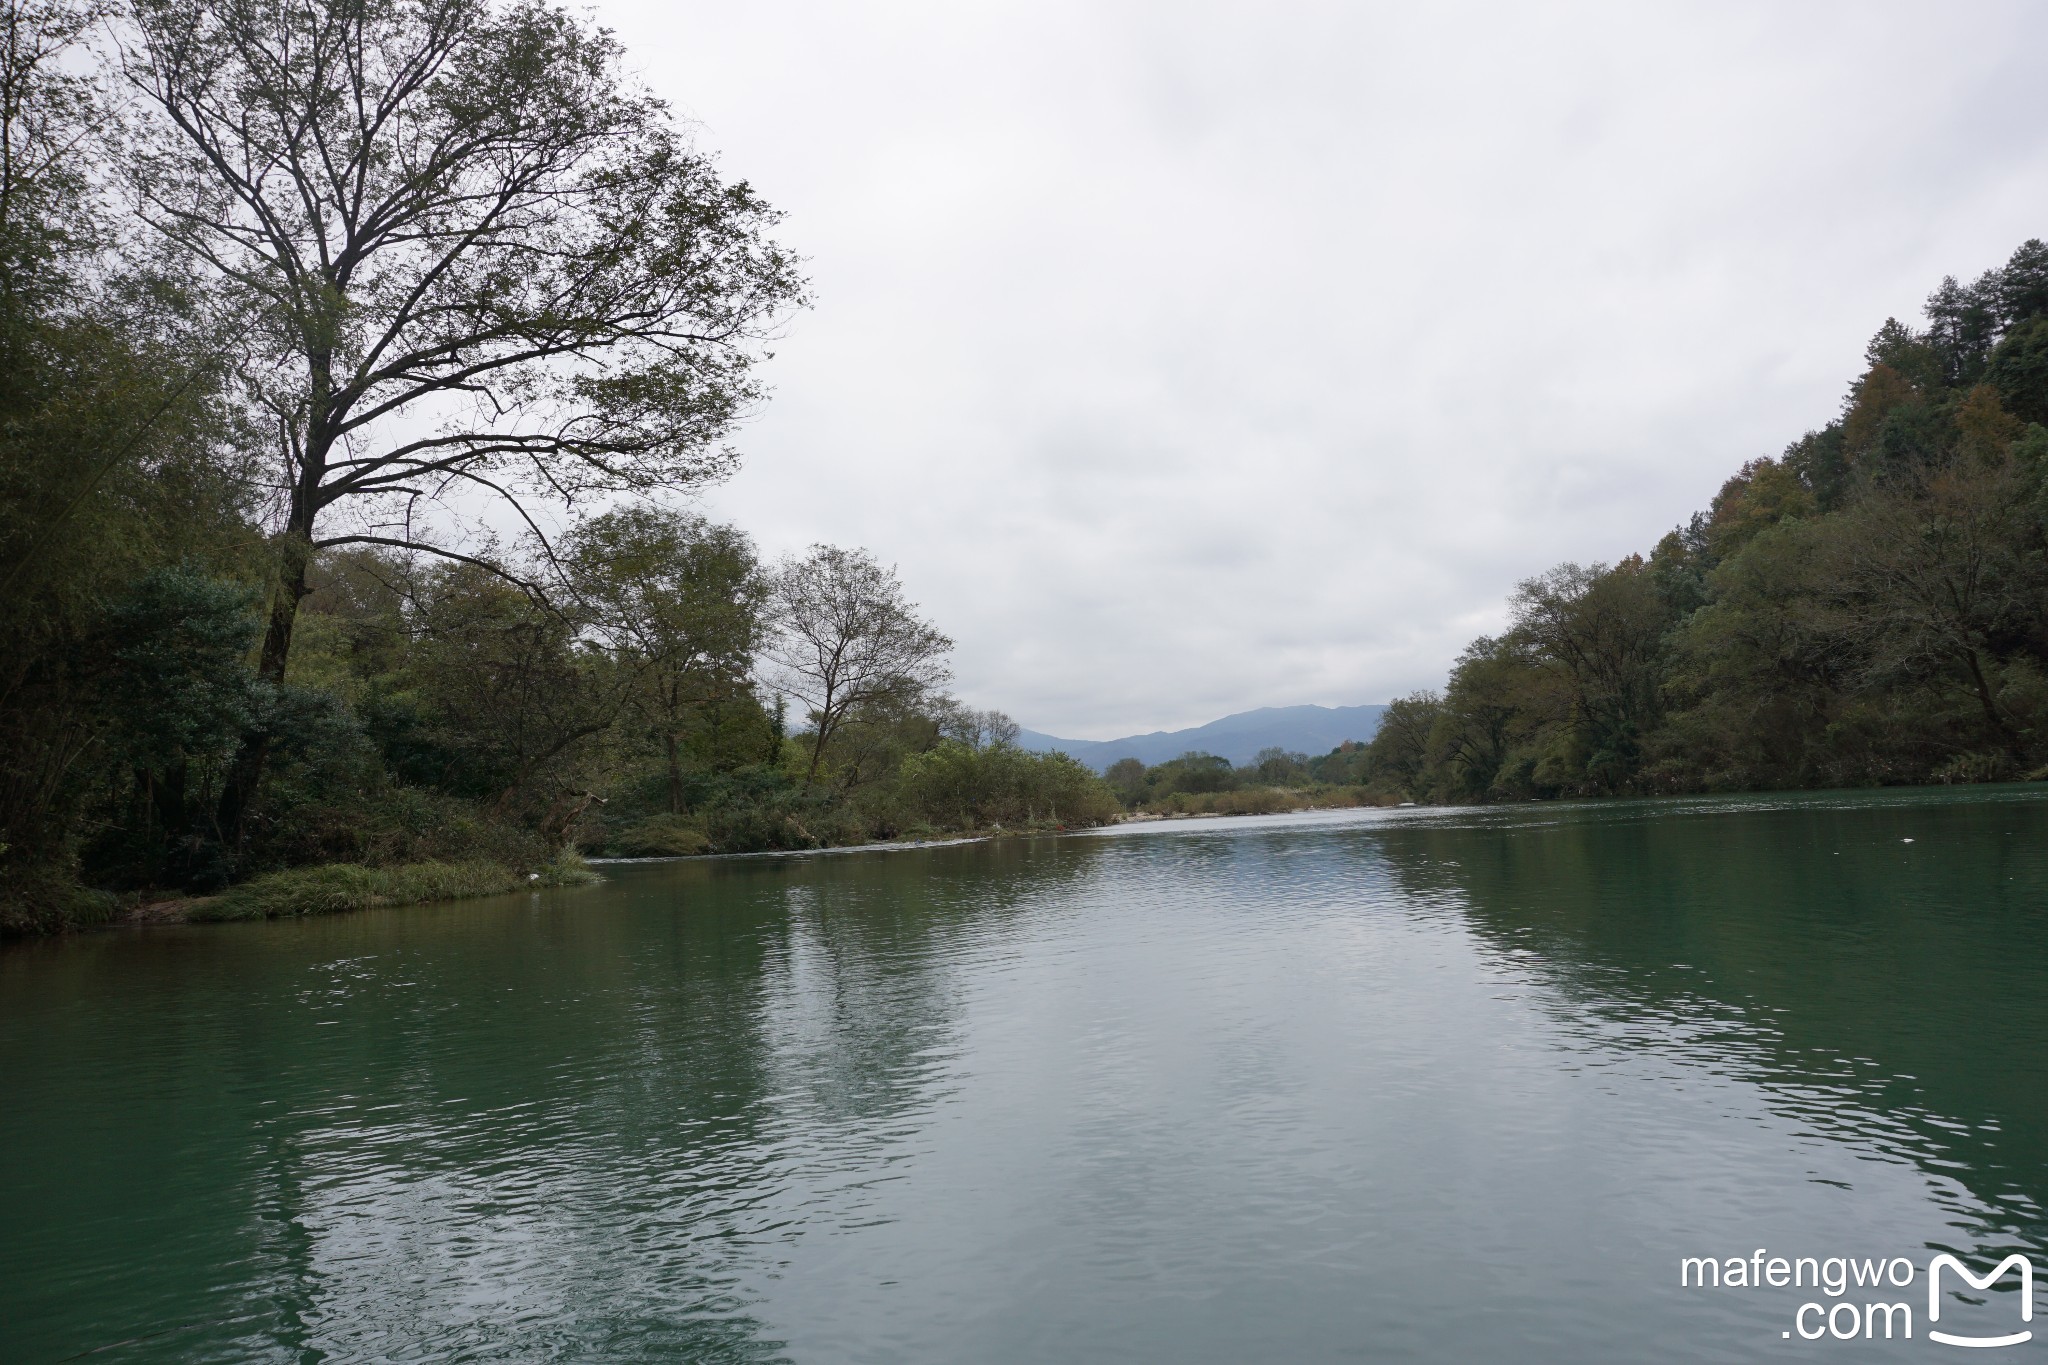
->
0;0;260;897
1381;237;2048;803
99;569;265;773
1987;316;2048;426
1359;693;1440;792
894;742;1120;830
1306;741;1375;787
563;507;766;815
0;866;121;937
1103;756;1147;803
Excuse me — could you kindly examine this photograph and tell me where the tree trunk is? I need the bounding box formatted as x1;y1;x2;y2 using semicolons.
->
664;731;684;814
150;761;187;842
1960;645;2024;756
212;525;313;849
805;711;833;783
539;788;605;853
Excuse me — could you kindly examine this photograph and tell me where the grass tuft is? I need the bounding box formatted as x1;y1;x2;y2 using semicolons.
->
0;867;123;937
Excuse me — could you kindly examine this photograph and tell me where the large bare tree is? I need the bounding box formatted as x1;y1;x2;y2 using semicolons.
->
764;546;951;784
120;0;804;834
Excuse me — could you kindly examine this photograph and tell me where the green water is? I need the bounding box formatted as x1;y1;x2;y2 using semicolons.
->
4;787;2046;1362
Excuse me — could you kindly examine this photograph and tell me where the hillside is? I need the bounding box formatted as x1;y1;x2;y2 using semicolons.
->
1351;238;2048;801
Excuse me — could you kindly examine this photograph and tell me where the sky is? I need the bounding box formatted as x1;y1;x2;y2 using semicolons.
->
594;0;2048;741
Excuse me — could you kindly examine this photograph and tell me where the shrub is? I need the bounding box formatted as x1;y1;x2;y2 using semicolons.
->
613;814;712;857
894;743;1121;829
0;867;123;937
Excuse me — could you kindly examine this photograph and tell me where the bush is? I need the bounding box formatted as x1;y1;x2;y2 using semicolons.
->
703;792;869;852
894;743;1121;829
584;762;854;855
613;814;711;857
1141;787;1309;817
248;775;554;874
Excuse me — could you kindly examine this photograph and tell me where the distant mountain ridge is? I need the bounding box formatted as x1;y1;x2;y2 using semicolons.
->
1017;704;1388;772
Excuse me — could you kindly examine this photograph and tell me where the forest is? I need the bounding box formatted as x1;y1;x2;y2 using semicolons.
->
1344;237;2048;804
0;0;1116;935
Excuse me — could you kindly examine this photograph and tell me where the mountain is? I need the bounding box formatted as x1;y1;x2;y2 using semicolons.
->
1017;704;1388;772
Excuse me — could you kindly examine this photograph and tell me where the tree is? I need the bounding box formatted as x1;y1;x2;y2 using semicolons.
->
0;0;252;882
1103;756;1146;803
95;569;266;874
1509;560;1670;789
1986;318;2048;426
1991;239;2048;330
764;546;951;783
120;0;805;835
403;563;619;814
931;701;1019;750
1823;457;2044;755
560;507;765;813
0;0;108;305
1424;636;1537;799
1658;518;1856;789
1150;751;1234;795
1925;273;2000;385
1251;746;1308;785
1703;456;1814;559
1363;691;1440;792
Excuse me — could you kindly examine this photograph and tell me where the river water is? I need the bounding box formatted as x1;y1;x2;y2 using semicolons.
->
3;787;2046;1362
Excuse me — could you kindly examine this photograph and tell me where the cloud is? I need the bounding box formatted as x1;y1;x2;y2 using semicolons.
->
602;0;2048;738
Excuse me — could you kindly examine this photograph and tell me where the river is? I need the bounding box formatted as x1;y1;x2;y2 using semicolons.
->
3;786;2045;1361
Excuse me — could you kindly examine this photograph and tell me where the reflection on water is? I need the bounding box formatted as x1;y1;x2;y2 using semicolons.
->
2;788;2045;1362
1369;789;2048;1258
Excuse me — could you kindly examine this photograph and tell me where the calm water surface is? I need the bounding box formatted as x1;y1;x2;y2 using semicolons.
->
4;787;2047;1361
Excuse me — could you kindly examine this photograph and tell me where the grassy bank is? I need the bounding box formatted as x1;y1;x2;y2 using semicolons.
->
0;869;127;938
185;857;601;923
0;857;602;937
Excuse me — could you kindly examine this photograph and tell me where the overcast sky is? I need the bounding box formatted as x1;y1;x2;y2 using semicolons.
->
597;0;2048;741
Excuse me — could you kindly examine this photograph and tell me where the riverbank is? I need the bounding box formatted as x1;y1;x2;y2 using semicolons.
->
4;801;1395;939
3;822;1117;938
593;834;997;865
1128;785;1404;817
1;858;603;938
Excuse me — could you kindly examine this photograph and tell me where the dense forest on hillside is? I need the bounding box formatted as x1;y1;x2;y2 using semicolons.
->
1344;238;2048;803
0;0;1114;934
